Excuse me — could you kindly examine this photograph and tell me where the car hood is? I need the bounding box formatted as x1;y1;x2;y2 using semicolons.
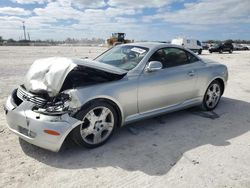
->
24;57;126;97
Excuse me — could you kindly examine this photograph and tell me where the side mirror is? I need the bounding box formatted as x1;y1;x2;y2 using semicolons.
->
146;61;163;72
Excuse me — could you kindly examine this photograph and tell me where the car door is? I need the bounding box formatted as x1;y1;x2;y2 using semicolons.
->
138;47;199;113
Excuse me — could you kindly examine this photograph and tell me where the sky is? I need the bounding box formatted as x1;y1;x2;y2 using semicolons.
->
0;0;249;41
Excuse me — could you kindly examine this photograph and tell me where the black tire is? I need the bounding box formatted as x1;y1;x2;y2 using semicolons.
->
209;50;212;53
229;49;233;53
70;101;118;148
219;49;223;54
201;80;222;111
198;49;202;55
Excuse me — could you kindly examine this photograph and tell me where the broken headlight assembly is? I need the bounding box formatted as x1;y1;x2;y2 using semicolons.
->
34;93;72;115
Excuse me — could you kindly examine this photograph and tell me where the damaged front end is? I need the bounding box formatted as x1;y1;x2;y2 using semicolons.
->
11;82;78;117
4;57;126;151
4;85;82;152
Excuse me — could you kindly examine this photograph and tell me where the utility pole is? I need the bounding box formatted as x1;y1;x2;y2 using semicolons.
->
22;21;26;40
28;32;30;41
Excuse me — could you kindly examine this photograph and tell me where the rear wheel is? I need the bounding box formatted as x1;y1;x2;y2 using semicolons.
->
201;80;222;111
219;49;223;54
198;49;202;55
71;101;118;148
229;49;233;53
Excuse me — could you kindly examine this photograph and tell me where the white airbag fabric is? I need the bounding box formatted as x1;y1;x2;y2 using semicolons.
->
24;57;76;97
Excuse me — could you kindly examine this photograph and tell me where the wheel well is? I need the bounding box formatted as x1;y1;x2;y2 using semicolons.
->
214;78;225;95
76;98;123;127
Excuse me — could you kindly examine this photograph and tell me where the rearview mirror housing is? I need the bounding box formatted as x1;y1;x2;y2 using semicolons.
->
146;61;163;72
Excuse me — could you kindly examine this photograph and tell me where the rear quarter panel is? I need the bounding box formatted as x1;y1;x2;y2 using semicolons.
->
196;60;228;97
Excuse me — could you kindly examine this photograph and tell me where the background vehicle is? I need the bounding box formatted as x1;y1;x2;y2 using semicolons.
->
171;37;203;54
107;33;133;46
4;43;228;152
209;42;233;53
233;43;245;51
241;44;250;50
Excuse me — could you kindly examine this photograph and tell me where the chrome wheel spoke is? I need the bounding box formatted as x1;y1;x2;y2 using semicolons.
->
212;84;217;92
80;127;93;138
99;107;110;121
93;131;102;144
102;122;113;131
85;110;98;125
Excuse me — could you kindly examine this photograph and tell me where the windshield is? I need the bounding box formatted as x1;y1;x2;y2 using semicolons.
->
213;43;221;48
95;45;149;71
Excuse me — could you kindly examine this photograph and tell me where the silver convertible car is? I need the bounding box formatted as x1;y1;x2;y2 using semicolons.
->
4;43;228;152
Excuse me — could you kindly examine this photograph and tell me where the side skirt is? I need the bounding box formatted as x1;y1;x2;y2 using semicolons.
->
124;97;202;125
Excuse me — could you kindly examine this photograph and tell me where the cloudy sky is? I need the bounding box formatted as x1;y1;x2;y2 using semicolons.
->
0;0;249;41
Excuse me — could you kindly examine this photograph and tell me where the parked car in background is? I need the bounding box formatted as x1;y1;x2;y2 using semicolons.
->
233;43;245;51
241;44;250;50
4;42;228;152
202;43;209;50
209;42;233;53
171;38;203;54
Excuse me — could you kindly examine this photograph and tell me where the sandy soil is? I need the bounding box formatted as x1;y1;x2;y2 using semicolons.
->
0;46;250;188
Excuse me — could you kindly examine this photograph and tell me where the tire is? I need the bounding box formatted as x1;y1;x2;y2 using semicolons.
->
198;49;202;55
201;80;222;111
219;49;223;54
70;101;118;148
209;50;212;53
229;49;233;53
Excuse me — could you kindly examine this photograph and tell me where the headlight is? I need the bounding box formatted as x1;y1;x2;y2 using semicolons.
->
35;93;71;115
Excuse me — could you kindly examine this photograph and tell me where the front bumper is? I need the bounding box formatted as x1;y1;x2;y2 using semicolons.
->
4;95;82;152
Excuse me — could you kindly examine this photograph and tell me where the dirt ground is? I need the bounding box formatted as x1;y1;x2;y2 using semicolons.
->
0;46;250;188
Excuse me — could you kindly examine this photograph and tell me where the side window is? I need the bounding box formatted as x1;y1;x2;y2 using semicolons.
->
163;48;189;68
149;48;190;68
187;51;199;63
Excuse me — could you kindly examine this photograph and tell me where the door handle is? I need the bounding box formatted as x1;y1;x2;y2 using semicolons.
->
188;70;195;77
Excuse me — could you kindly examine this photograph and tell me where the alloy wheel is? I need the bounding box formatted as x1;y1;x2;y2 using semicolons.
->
205;83;221;109
80;107;114;145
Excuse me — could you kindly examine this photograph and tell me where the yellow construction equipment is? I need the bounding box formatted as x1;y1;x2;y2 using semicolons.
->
107;33;133;46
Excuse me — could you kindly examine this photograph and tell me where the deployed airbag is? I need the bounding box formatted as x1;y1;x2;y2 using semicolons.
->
24;57;77;97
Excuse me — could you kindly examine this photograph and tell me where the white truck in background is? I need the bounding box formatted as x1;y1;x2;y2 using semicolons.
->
171;38;203;54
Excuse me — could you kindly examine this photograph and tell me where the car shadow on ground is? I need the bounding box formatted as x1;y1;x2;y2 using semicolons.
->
20;97;250;176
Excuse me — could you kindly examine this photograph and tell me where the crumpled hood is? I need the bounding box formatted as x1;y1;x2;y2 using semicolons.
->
24;57;77;97
24;57;126;97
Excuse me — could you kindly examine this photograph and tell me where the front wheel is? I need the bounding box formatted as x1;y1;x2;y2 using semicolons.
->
201;80;222;111
198;49;202;55
229;49;233;53
71;101;118;148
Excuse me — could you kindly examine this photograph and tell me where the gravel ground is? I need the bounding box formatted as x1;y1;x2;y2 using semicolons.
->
0;46;250;188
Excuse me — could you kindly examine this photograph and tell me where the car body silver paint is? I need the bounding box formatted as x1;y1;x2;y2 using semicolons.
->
5;42;228;151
